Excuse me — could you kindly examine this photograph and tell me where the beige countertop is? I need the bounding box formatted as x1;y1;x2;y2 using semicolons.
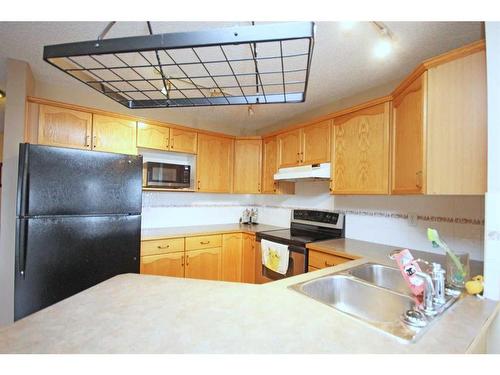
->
307;238;484;276
141;223;286;240
0;254;497;353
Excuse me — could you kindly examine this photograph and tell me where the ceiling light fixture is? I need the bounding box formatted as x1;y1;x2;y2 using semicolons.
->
0;89;5;99
339;21;358;31
371;21;394;59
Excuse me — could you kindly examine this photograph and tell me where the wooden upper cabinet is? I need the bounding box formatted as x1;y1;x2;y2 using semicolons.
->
332;102;390;194
277;121;331;168
169;128;197;154
233;139;262;194
426;51;486;195
196;134;234;193
301;120;331;165
221;233;243;282
391;73;426;194
92;114;137;155
38;105;92;150
137;122;170;151
185;248;222;281
277;128;302;168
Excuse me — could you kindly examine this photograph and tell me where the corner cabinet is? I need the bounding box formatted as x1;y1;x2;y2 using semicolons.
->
233;139;262;194
92;114;137;155
391;73;426;194
221;233;243;282
38;105;93;150
332;102;390;194
196;134;234;193
261;137;295;195
277;120;331;168
391;50;487;195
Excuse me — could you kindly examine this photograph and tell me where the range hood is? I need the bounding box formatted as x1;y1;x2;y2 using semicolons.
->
274;163;331;181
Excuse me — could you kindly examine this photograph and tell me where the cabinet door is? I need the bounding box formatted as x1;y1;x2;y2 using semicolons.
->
392;74;426;194
221;233;243;282
93;114;137;155
277;128;302;168
38;105;92;150
137;122;170;151
301;120;331;165
196;134;233;192
332;102;390;194
233;139;262;193
140;252;185;277
169;128;197;154
185;248;222;281
262;137;278;193
242;234;256;283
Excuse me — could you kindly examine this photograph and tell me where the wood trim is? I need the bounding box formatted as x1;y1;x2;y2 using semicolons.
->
26;96;236;139
263;95;393;138
392;40;485;98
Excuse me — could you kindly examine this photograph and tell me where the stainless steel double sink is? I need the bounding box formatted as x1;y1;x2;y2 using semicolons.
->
289;262;458;343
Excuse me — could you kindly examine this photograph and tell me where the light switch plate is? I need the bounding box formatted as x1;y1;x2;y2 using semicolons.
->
408;213;418;227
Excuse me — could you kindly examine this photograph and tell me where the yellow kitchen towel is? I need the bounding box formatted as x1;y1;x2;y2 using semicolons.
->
261;239;289;275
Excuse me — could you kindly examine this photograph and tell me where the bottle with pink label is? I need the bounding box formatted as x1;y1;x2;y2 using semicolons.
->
393;249;425;296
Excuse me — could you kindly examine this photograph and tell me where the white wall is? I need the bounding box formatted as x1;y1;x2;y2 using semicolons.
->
0;60;34;327
143;180;485;261
484;22;500;301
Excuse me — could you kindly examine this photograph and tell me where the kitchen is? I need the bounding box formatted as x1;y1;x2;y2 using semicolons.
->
0;5;499;370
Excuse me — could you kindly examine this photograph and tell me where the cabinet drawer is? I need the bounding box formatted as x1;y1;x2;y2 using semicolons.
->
141;237;185;256
308;250;354;269
185;234;222;250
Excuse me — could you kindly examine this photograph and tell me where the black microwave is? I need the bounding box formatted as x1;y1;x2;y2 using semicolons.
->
144;162;191;188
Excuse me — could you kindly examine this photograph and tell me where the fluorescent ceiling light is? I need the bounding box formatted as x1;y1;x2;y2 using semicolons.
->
374;37;393;58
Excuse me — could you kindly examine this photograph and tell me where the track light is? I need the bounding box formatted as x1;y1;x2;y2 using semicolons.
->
371;22;394;59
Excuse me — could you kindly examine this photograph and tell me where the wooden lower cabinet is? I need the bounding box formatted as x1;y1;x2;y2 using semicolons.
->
185;247;222;281
242;234;256;283
222;233;243;282
140;252;185;278
308;250;357;269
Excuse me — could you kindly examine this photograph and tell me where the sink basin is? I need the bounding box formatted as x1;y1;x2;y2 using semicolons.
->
295;274;416;325
290;262;461;342
345;262;411;296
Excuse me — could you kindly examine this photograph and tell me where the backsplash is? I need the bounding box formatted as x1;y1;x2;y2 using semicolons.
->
142;181;485;260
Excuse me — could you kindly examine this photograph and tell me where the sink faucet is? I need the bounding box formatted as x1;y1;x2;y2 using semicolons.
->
389;250;447;316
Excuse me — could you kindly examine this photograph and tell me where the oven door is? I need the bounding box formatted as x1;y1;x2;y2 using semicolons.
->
259;243;308;282
145;162;190;188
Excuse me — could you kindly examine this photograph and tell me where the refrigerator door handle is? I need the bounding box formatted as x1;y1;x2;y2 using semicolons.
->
16;219;28;279
16;143;30;217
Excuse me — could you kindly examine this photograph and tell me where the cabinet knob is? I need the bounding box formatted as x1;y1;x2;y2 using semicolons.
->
416;171;423;189
186;255;189;266
181;255;184;266
197;180;201;190
93;135;97;148
325;261;334;267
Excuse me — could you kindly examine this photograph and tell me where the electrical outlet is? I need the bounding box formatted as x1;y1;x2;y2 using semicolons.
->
408;213;418;227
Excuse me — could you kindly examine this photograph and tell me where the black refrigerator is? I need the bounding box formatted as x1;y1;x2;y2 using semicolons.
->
15;143;143;321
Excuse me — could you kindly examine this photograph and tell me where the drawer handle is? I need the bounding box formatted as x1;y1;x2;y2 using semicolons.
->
157;245;170;249
186;255;189;266
200;241;210;245
324;261;335;267
181;255;184;266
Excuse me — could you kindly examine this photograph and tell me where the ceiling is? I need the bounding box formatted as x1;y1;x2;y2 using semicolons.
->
0;21;483;134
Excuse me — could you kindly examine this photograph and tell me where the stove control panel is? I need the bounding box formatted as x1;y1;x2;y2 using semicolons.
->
292;210;342;225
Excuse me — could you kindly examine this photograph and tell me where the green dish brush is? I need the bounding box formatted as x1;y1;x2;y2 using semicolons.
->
427;228;466;280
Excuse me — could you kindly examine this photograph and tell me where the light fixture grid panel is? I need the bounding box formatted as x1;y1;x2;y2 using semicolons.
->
44;22;315;108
